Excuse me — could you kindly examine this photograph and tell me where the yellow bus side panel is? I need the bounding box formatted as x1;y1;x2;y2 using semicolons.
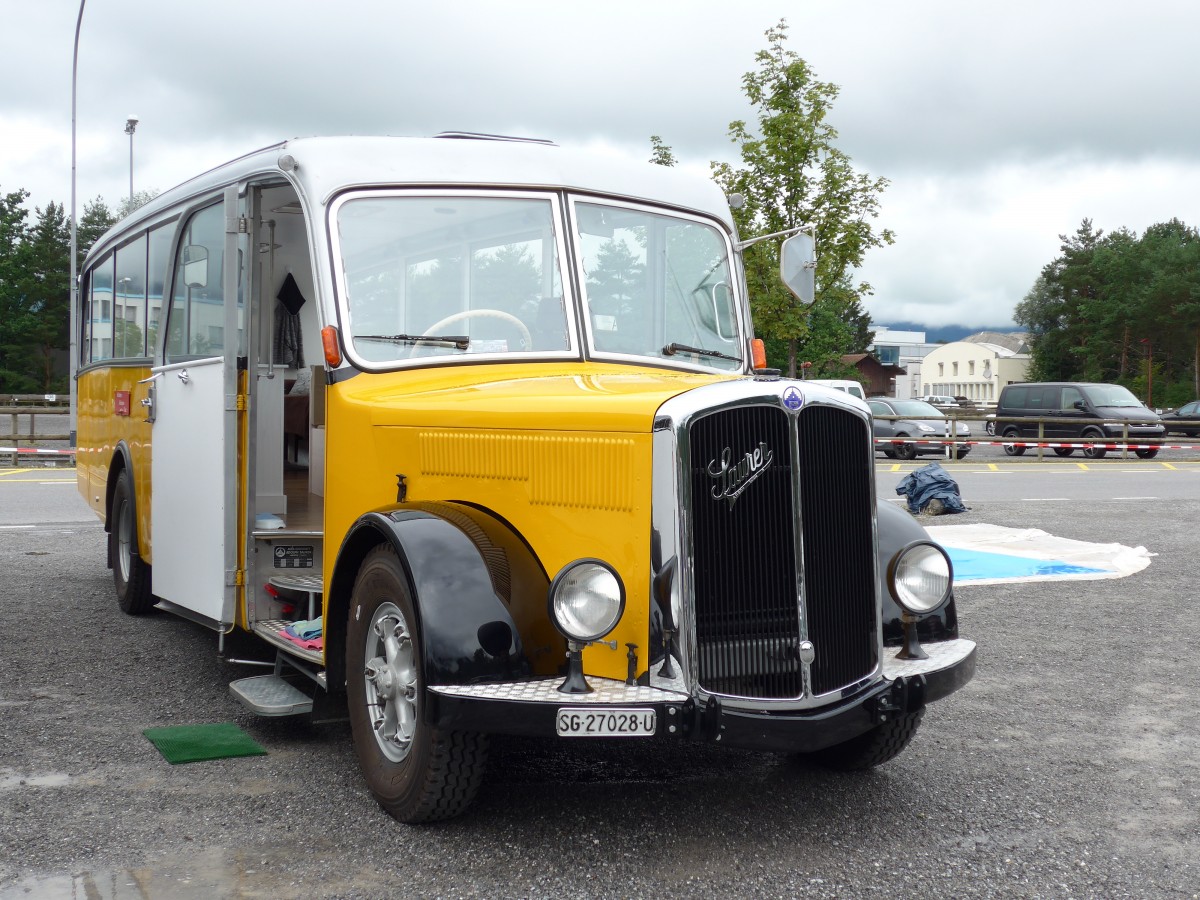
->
76;366;154;560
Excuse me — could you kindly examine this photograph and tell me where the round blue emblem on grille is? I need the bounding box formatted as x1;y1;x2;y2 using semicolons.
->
783;386;803;410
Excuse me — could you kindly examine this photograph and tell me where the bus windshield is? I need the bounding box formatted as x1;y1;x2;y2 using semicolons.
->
574;201;742;371
337;193;571;364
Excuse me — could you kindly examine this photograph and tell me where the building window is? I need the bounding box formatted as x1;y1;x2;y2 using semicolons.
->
876;345;899;366
952;362;959;376
938;363;944;377
969;360;975;375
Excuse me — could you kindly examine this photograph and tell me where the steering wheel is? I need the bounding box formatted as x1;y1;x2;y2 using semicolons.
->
423;309;532;352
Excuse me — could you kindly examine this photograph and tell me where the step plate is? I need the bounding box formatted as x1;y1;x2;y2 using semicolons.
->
229;674;314;716
253;620;324;665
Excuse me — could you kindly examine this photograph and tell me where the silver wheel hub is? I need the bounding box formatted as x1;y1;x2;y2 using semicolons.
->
116;497;132;581
363;602;418;762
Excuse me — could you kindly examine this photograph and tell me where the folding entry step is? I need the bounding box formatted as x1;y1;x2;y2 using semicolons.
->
229;674;313;716
267;572;322;621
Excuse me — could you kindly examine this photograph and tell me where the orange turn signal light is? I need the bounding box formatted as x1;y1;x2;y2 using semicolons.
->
321;326;342;368
751;338;767;370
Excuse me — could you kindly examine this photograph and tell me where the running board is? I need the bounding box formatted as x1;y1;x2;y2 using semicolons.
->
229;674;313;716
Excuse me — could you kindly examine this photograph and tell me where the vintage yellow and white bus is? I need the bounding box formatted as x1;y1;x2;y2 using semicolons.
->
75;134;974;822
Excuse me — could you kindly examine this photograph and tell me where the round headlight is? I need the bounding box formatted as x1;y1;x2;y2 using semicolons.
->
888;541;953;615
548;559;626;643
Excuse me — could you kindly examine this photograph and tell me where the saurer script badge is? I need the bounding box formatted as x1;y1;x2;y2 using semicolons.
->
707;443;773;510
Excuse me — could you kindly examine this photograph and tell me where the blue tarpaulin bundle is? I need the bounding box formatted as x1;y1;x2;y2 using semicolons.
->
895;462;967;515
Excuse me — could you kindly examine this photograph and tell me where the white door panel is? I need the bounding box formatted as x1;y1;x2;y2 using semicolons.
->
150;357;233;622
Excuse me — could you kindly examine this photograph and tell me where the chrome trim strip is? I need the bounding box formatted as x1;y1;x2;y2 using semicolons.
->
430;677;688;705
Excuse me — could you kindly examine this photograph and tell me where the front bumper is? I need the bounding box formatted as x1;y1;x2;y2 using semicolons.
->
427;638;975;752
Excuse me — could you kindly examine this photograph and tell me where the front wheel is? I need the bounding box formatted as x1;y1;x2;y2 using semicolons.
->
346;545;488;823
802;709;925;770
111;468;154;615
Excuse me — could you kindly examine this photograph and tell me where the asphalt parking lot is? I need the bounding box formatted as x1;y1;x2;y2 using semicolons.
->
1;470;1197;899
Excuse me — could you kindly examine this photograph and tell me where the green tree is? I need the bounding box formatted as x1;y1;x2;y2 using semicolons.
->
648;136;677;168
711;20;892;376
0;188;32;391
16;202;72;391
78;196;116;263
1017;217;1200;405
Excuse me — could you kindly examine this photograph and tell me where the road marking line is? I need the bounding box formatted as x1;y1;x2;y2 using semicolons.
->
1020;498;1070;501
988;463;999;471
1113;496;1157;500
1162;462;1177;470
1075;462;1089;470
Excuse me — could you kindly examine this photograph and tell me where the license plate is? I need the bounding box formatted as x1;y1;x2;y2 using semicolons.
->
556;708;656;737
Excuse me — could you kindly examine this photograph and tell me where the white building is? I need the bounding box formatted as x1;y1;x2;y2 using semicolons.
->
920;333;1030;405
869;327;941;399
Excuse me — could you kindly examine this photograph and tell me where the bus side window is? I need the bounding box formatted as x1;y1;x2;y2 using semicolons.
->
166;202;225;360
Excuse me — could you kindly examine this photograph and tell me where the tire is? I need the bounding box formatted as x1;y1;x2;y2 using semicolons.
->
1053;447;1074;457
1002;427;1025;456
1136;448;1159;459
111;468;154;615
893;434;917;461
882;449;896;459
953;447;970;460
346;544;488;823
1081;429;1107;460
804;708;925;771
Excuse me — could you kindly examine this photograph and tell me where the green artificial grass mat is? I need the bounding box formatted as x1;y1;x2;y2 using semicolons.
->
143;722;267;764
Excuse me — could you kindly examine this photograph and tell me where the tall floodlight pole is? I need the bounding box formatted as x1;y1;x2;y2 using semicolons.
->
125;115;138;203
70;0;86;445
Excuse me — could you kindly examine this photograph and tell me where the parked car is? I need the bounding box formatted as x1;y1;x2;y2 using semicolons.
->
808;379;866;401
1160;400;1200;437
869;398;972;460
993;382;1164;459
921;394;958;407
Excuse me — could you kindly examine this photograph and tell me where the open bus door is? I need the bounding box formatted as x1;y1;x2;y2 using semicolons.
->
148;186;242;626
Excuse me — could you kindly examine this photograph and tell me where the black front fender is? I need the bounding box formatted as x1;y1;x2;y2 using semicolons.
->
329;505;537;689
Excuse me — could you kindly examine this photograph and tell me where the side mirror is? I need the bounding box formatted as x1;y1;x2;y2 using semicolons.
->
1073;400;1086;411
780;233;815;305
182;245;209;288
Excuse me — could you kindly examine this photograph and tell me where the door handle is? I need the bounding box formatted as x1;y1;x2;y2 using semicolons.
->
177;369;190;384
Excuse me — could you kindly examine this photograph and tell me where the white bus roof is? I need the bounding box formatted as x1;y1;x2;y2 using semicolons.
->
93;134;736;260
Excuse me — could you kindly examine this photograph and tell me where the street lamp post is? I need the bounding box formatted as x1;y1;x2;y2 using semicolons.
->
70;0;87;445
124;115;139;204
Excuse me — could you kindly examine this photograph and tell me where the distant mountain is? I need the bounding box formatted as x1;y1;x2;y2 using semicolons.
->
876;321;1022;344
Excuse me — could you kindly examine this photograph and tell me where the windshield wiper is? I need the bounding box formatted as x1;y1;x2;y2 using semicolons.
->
661;342;741;363
356;333;471;350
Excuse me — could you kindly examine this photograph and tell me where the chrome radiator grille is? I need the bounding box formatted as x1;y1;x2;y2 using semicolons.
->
687;402;877;700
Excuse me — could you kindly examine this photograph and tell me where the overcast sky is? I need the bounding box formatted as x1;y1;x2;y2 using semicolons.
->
5;0;1199;330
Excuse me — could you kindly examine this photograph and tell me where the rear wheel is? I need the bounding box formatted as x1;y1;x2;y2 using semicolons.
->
893;434;917;461
111;468;154;615
802;709;925;770
1002;427;1025;456
346;544;488;823
1081;428;1107;459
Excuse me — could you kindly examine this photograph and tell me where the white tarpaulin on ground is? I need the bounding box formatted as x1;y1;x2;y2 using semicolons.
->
925;523;1153;585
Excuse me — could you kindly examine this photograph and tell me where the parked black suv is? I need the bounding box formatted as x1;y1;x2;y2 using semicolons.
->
994;382;1164;459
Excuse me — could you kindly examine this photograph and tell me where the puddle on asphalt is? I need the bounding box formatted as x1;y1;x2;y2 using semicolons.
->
0;771;70;791
0;848;316;899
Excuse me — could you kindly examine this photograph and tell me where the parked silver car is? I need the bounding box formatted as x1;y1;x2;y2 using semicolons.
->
869;398;972;460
